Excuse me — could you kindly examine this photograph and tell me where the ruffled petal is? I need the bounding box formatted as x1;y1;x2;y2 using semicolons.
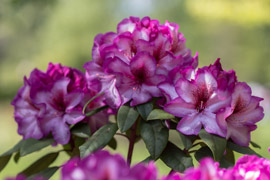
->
164;97;196;117
130;52;157;78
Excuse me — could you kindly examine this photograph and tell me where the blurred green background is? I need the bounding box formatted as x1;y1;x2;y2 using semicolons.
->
0;0;270;179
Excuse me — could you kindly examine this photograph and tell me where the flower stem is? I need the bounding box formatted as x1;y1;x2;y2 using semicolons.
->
127;120;138;166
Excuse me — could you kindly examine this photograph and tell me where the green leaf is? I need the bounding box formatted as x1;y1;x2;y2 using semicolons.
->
85;105;109;117
140;121;169;159
0;140;24;172
160;142;193;172
250;141;261;149
220;148;235;168
20;152;59;177
136;102;153;120
177;131;193;150
28;166;59;180
108;138;117;150
14;151;20;163
71;123;91;138
194;146;213;162
147;109;174;120
227;141;261;156
0;155;12;172
79;123;118;157
199;130;227;161
20;138;54;156
0;140;24;156
141;156;154;163
117;106;139;133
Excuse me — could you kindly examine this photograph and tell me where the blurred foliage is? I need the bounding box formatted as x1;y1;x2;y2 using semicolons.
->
0;0;269;100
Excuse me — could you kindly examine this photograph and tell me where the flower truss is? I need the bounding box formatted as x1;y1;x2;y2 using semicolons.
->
1;16;267;180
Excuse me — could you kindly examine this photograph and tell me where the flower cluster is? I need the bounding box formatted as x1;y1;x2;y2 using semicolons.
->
6;150;270;180
8;16;266;180
62;150;157;180
163;59;264;146
12;63;109;144
84;16;198;108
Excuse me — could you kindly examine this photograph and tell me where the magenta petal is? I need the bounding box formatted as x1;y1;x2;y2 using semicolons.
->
231;82;252;109
164;97;196;117
200;111;226;137
51;78;70;100
117;18;137;33
177;113;202;135
130;52;156;78
158;82;178;101
206;91;231;113
65;92;84;111
130;88;152;106
195;70;218;95
227;124;252;146
175;78;198;103
51;119;70;145
17;116;43;140
64;110;85;125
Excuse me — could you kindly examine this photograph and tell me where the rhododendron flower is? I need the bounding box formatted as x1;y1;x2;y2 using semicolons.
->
182;158;223;180
164;63;231;137
232;155;270;179
217;82;264;146
61;150;157;180
12;63;109;144
84;16;198;107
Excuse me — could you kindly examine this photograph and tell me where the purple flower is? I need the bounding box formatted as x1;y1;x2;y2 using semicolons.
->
217;82;264;146
182;158;223;180
164;65;231;137
84;16;198;108
12;63;109;144
61;150;157;180
231;155;270;179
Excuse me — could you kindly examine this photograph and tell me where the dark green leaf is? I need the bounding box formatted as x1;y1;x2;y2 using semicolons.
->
0;140;24;172
117;106;139;132
136;102;153;120
141;156;154;163
85;105;108;117
147;109;174;120
177;131;193;150
194;146;213;162
199;130;227;161
20;138;54;156
160;142;193;172
0;155;12;172
20;152;59;177
250;141;261;149
1;140;24;156
71;123;91;138
28;166;59;180
79;123;118;157
108;138;117;150
14;151;20;163
140;121;169;159
227;141;261;156
220;148;235;168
